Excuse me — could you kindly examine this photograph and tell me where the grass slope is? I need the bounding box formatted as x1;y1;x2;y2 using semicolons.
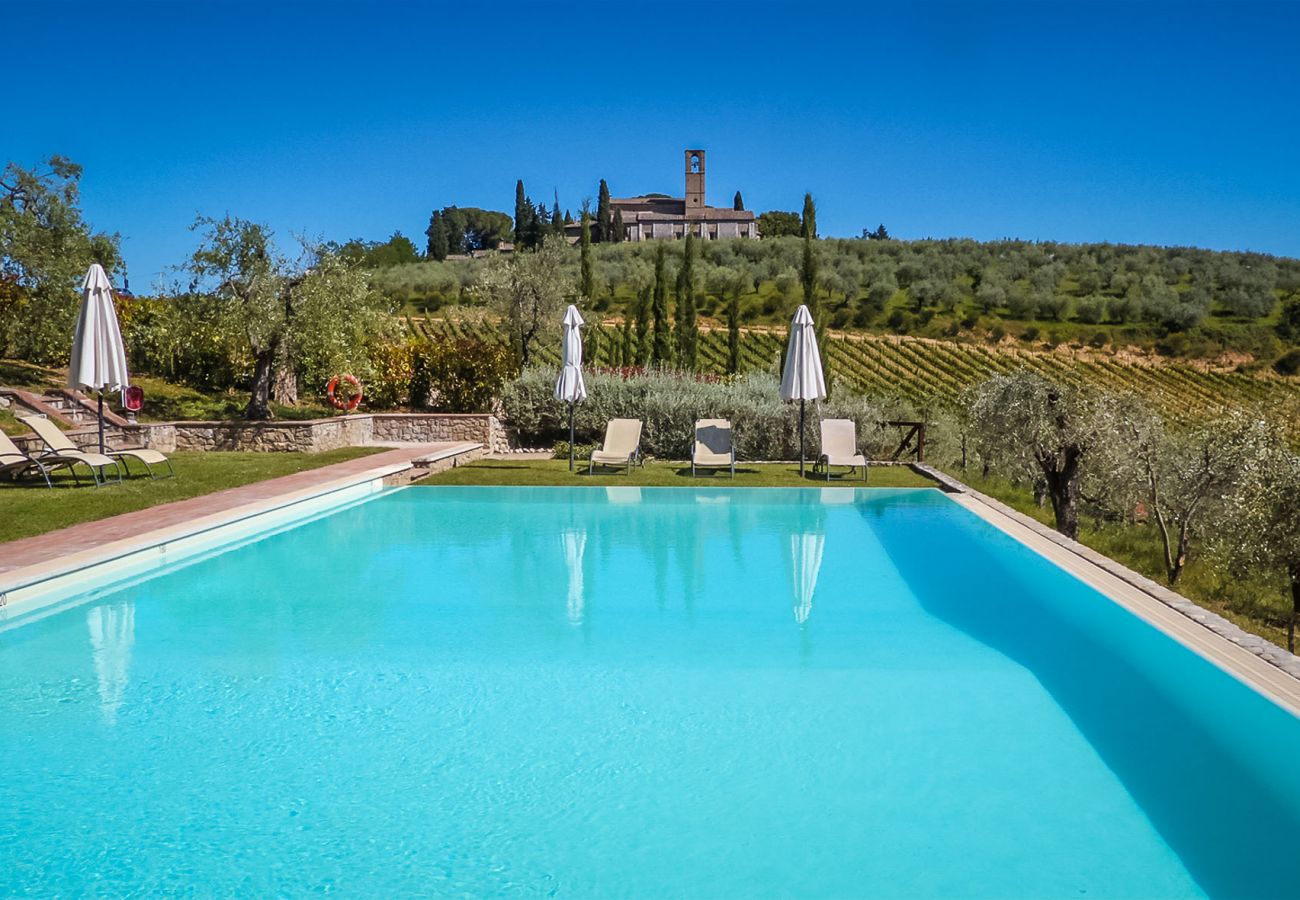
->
951;468;1296;652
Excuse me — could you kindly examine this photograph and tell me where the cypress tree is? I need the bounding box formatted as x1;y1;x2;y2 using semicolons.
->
425;209;450;260
612;208;625;244
552;192;564;237
635;285;651;366
733;190;744;211
727;286;741;375
800;193;828;389
586;323;601;367
596;179;612;243
678;230;698;370
622;313;634;367
651;243;671;364
564;210;573;225
580;211;594;300
514;180;529;247
800;192;817;240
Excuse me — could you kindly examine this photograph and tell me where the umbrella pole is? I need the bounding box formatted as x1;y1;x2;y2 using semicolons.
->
799;398;806;477
569;402;576;473
98;390;106;455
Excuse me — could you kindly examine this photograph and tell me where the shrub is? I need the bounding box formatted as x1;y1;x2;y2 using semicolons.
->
410;336;517;412
365;338;415;408
501;368;889;460
1074;295;1106;325
1274;349;1300;376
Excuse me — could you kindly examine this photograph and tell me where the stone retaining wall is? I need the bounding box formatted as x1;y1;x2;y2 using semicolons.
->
8;412;509;455
104;413;506;454
371;414;509;453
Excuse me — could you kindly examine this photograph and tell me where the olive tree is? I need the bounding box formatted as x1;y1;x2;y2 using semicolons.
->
472;235;573;368
968;372;1126;539
0;156;120;363
1127;409;1275;584
182;215;386;419
1221;448;1300;651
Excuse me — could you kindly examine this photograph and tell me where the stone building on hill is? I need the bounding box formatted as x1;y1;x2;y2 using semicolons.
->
568;150;758;242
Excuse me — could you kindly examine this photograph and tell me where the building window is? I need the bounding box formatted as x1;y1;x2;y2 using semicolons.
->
690;154;701;173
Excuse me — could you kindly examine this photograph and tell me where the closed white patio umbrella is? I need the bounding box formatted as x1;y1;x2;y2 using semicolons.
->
87;601;135;726
780;304;827;475
68;263;130;454
554;304;587;472
790;531;825;625
562;528;588;625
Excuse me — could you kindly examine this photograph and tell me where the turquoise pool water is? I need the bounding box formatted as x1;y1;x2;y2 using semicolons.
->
2;486;1299;897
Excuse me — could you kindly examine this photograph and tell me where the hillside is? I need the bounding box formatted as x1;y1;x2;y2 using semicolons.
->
379;236;1300;366
411;316;1300;433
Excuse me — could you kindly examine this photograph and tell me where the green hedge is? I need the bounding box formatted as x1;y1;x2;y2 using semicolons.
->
502;368;892;460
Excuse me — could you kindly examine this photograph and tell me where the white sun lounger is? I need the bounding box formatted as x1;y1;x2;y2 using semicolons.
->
589;418;643;474
21;412;174;480
0;430;77;488
691;419;736;478
18;414;131;485
814;418;868;481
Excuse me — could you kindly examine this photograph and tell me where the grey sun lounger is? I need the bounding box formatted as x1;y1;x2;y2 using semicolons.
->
691;418;736;477
813;418;868;481
589;418;643;474
20;413;174;481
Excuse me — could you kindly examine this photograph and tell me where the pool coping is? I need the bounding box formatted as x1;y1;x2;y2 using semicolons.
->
914;464;1300;717
0;442;481;620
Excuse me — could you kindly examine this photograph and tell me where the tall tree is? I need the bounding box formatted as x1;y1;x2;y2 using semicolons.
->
733;190;744;211
551;192;565;237
651;242;671;364
425;210;450;260
182;216;383;420
968;373;1126;539
426;206;512;256
621;313;634;367
756;210;801;237
513;180;530;248
472;236;573;367
677;230;699;370
0;156;121;363
800;193;825;378
635;285;651;366
596;179;613;243
1222;447;1300;651
800;193;817;239
579;208;594;300
612;208;625;244
1127;409;1273;584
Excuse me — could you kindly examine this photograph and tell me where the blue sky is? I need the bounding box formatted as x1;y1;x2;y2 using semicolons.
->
9;0;1300;285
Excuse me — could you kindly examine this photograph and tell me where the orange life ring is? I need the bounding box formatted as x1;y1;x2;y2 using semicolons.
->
326;374;362;411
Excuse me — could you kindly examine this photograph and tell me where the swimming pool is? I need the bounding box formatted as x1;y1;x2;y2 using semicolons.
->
2;486;1298;897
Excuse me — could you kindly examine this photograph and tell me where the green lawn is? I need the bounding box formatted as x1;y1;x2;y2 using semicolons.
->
417;458;936;488
0;447;384;544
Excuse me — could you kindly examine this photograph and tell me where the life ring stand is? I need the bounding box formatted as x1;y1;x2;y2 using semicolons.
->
326;374;362;411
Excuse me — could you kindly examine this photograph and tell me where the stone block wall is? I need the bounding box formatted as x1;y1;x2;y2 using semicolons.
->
371;414;508;453
11;413;507;455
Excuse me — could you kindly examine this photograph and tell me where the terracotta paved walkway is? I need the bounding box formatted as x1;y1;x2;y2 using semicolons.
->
0;442;465;578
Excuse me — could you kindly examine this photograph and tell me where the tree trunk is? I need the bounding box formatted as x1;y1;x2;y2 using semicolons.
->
1289;567;1300;654
272;360;298;406
245;347;277;420
1042;449;1081;540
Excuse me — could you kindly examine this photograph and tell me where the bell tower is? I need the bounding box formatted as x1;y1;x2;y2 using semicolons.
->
684;149;705;213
